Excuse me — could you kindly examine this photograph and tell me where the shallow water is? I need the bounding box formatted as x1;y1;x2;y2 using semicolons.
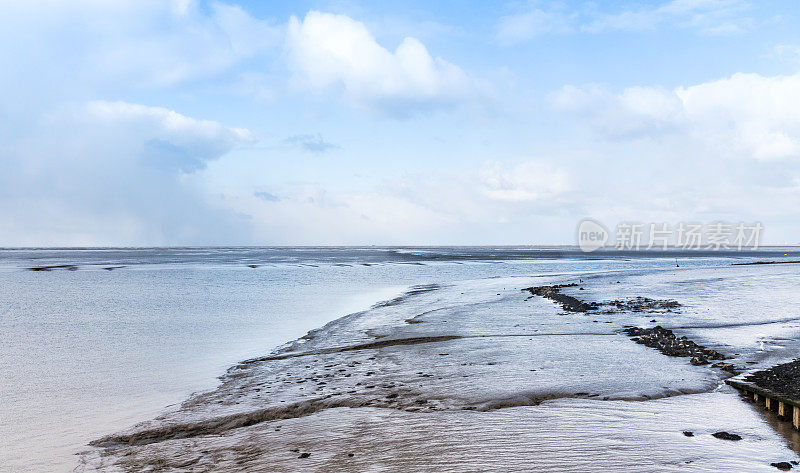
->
2;248;800;472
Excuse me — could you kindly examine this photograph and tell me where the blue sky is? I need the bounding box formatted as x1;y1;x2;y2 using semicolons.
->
2;0;800;245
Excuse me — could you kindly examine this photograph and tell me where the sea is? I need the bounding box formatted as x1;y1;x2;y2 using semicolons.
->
2;247;800;472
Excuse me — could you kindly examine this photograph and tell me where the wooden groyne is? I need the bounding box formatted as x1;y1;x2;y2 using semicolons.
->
727;377;800;429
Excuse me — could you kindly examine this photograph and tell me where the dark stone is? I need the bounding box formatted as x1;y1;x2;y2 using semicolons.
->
298;452;311;459
712;431;742;441
604;296;680;313
522;284;596;312
27;264;78;271
771;462;793;471
623;326;730;368
683;431;694;437
712;362;738;373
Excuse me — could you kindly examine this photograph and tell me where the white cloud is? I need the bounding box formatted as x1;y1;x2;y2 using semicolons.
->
497;0;751;44
496;5;575;45
0;101;254;245
552;71;800;160
83;101;252;169
677;72;800;160
478;161;571;202
0;0;281;93
550;84;684;139
773;43;800;67
283;134;339;154
0;2;275;245
538;70;800;244
286;11;473;117
217;160;573;244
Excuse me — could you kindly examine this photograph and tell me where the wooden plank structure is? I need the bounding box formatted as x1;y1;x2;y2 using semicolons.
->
726;377;800;429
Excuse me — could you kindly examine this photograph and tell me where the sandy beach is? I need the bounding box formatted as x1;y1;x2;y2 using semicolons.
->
77;262;800;472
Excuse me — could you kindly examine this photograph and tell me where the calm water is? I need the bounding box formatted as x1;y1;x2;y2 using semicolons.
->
1;247;799;472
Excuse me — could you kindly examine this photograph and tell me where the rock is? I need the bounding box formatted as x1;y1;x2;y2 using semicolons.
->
27;264;78;271
682;431;694;437
771;462;793;471
712;431;742;441
298;452;311;459
712;362;737;373
746;360;800;401
522;284;596;312
625;326;730;366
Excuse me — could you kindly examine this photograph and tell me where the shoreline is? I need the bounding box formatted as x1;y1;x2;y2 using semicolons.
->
79;270;800;472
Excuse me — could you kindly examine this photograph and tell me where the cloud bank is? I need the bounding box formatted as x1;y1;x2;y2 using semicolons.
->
0;101;253;246
552;71;800;160
286;11;474;117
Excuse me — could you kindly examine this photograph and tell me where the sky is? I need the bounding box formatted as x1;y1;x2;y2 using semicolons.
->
2;0;800;246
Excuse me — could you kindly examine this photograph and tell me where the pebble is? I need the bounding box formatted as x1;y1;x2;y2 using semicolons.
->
771;462;793;471
712;431;742;441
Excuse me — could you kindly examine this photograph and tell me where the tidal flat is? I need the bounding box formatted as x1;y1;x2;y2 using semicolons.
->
76;256;800;472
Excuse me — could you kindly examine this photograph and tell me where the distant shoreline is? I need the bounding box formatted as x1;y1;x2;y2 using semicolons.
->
732;260;800;266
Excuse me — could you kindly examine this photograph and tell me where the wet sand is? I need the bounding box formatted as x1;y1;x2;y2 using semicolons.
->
78;269;800;472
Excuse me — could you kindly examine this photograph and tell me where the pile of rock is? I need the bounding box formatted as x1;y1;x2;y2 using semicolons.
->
746;359;800;400
523;284;681;316
623;326;731;370
605;296;680;313
522;284;599;312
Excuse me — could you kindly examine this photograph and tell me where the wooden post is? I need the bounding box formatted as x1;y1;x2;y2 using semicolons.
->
779;401;787;417
754;393;759;402
793;406;800;430
765;397;772;410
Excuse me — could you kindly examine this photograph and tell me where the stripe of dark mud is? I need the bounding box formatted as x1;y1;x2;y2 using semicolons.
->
239;332;623;365
240;335;464;364
90;397;354;448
